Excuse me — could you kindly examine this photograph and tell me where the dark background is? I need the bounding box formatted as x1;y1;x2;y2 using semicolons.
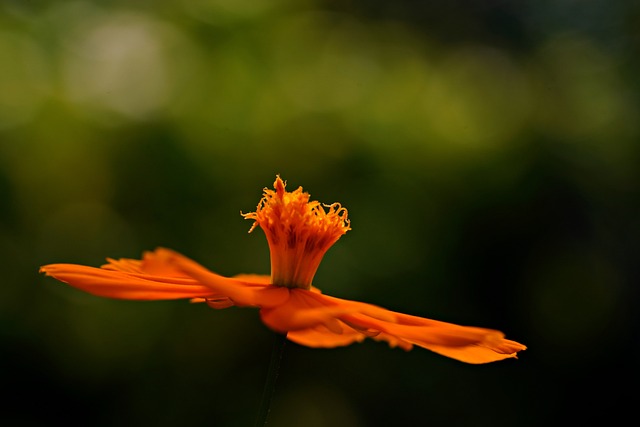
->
1;0;638;426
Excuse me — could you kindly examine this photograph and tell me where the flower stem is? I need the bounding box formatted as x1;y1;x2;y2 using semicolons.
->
255;332;287;427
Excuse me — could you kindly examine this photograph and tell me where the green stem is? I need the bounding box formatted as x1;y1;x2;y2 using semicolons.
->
255;332;287;427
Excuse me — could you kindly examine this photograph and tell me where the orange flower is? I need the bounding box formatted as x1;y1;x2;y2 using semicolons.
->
40;176;526;364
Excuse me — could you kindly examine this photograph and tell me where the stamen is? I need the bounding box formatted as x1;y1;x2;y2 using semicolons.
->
243;176;350;289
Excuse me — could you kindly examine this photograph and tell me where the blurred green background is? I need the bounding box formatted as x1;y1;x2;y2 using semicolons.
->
1;0;638;426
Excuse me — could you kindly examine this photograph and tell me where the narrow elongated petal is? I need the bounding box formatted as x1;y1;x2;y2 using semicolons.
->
39;263;215;300
287;324;366;347
260;288;526;364
40;248;287;306
359;316;525;364
161;249;290;308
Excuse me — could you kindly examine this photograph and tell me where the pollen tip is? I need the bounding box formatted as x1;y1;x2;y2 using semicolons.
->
274;175;286;195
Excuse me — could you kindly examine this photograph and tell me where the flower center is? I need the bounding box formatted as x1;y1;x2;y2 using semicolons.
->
242;176;350;289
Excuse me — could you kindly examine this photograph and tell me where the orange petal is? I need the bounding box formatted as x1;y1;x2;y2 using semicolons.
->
40;248;256;302
260;289;358;333
409;337;526;364
261;288;526;364
366;320;525;364
164;249;290;308
39;263;215;300
102;248;192;277
232;274;272;284
287;324;366;347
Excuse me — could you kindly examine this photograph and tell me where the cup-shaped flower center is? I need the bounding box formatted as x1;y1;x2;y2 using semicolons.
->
243;176;350;289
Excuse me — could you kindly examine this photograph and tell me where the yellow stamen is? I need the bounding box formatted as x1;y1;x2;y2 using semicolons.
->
242;176;351;289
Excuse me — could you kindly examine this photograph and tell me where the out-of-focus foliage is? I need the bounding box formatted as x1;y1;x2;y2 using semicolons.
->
1;0;638;426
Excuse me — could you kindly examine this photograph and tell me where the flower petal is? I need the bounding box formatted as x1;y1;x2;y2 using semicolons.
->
231;274;272;284
39;263;215;300
41;248;289;308
261;288;526;364
361;317;525;364
260;289;356;333
287;324;366;347
404;337;526;364
103;248;193;277
164;249;290;308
